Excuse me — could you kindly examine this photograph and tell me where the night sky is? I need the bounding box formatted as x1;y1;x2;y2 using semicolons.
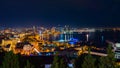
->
0;0;119;27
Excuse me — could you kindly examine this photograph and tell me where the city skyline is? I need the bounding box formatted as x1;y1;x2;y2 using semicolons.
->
0;0;119;27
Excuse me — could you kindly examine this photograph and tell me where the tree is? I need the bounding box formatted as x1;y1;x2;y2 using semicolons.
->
82;54;96;68
1;51;19;68
98;56;107;68
107;45;116;68
82;48;96;68
98;45;116;68
115;65;120;68
59;58;68;68
74;54;86;68
51;55;68;68
24;60;34;68
51;55;59;68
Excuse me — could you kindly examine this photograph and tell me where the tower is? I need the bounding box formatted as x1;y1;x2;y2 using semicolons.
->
33;26;36;34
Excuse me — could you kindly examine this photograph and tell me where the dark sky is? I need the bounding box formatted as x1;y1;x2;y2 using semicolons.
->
0;0;119;27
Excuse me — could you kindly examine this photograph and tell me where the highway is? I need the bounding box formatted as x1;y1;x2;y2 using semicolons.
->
84;51;107;56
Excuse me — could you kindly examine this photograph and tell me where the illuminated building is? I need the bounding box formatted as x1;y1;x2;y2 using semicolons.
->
115;43;120;59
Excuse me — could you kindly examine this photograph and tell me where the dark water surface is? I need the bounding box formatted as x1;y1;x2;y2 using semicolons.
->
73;30;120;47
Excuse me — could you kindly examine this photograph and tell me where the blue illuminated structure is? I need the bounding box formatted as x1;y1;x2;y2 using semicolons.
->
58;39;65;42
69;38;79;45
60;34;63;40
58;34;65;42
69;41;75;45
69;38;78;42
